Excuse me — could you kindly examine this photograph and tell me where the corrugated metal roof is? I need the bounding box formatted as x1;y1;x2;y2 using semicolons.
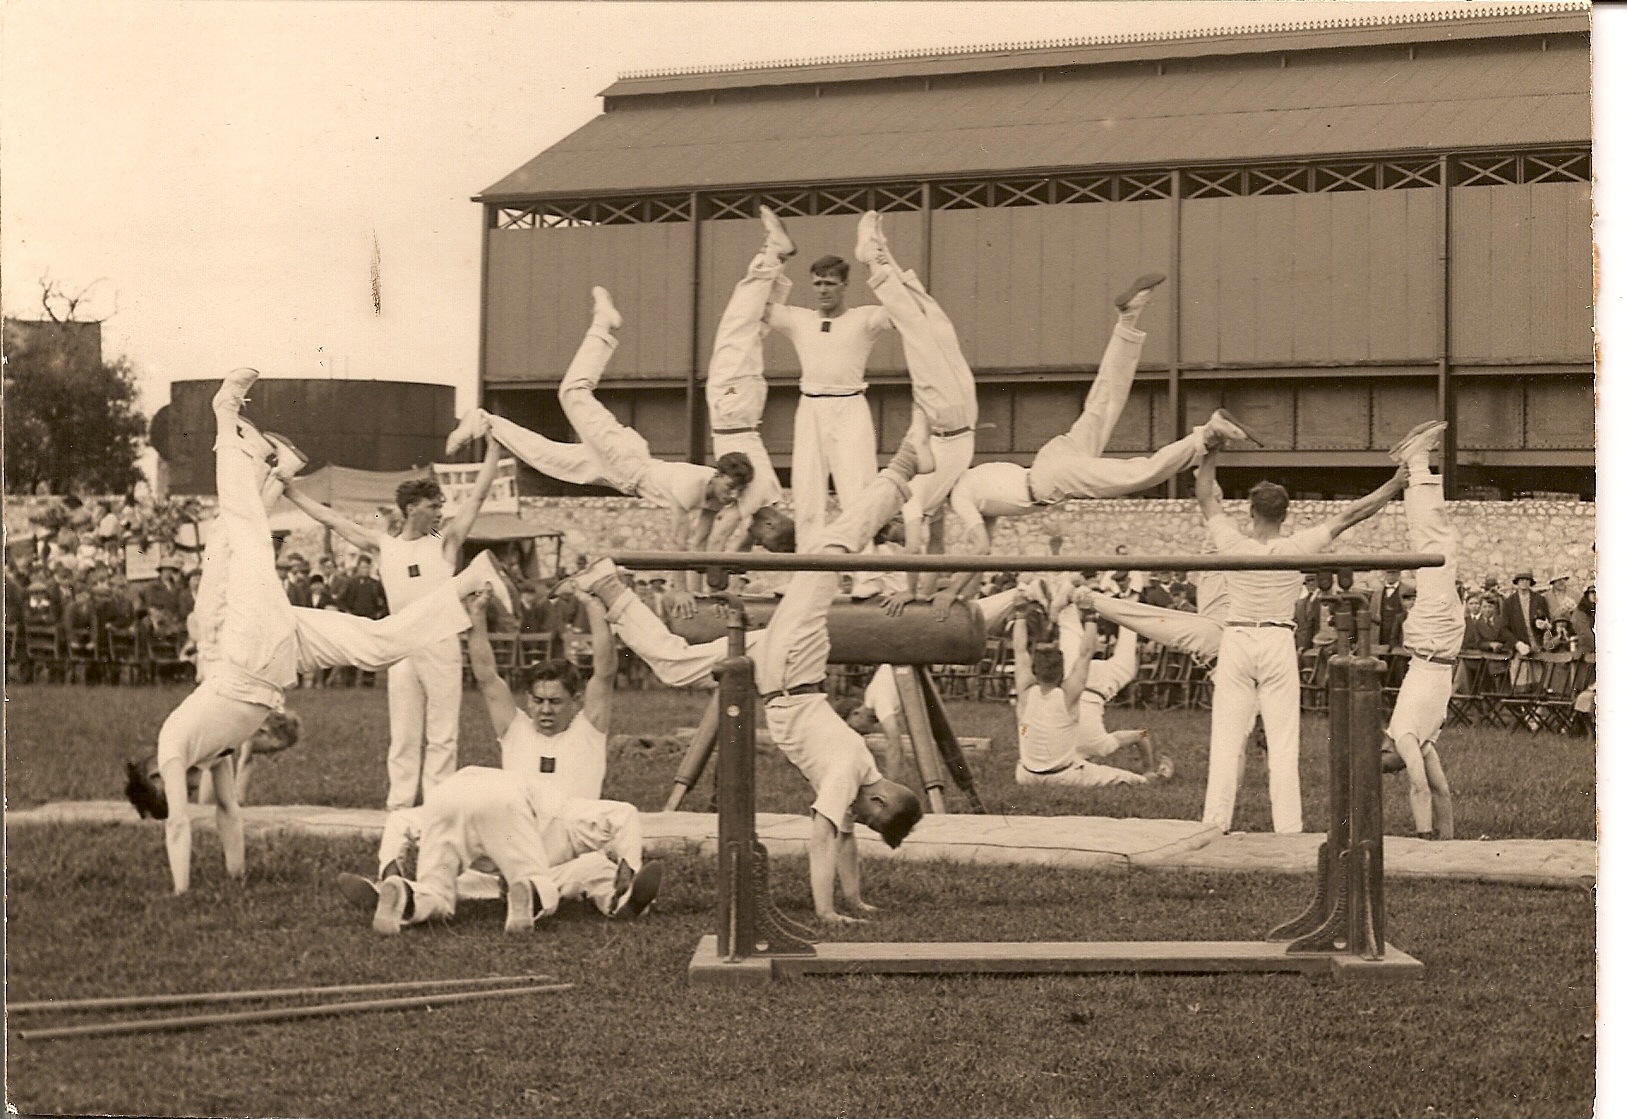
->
603;3;1587;95
479;24;1588;201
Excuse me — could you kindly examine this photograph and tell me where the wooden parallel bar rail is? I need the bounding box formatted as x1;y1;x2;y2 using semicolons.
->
611;551;1446;573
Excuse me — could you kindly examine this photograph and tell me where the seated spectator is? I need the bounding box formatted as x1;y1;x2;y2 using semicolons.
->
143;560;191;636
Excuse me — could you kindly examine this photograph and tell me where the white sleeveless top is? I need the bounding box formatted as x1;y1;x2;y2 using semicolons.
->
377;532;452;612
1016;685;1081;773
500;710;606;803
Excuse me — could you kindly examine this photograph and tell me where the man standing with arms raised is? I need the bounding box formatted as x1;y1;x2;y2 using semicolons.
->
767;245;893;547
281;436;504;816
1195;452;1404;834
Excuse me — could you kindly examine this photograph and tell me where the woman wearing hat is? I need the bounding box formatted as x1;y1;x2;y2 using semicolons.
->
1497;571;1550;691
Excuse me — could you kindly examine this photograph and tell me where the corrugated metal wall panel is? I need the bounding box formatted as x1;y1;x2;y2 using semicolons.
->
484;224;693;383
1180;199;1222;365
1450;182;1592;362
1249;196;1297;360
1012;383;1087;452
484;233;533;382
1222;384;1295;450
1215;201;1259;363
976;384;1016;455
931;201;1172;372
1180;192;1441;366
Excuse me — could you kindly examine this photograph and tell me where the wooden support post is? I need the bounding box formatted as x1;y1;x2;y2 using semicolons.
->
917;667;986;814
665;692;719;812
893;666;949;814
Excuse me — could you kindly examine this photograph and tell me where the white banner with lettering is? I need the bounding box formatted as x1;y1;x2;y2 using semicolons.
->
432;457;520;516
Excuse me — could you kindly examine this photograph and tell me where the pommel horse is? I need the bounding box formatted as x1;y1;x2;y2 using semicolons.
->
612;550;1443;986
662;596;988;814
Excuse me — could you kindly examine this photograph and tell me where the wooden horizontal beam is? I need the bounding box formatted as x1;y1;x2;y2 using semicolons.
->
610;551;1446;573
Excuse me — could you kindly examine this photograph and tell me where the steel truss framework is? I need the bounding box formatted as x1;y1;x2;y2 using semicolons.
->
489;148;1590;229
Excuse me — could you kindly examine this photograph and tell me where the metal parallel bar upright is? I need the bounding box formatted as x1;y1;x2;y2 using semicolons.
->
1270;585;1390;960
708;572;813;965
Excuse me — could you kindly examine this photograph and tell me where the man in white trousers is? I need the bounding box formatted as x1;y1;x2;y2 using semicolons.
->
926;276;1256;611
766;248;893;549
133;367;513;894
280;428;503;819
1195;451;1405;834
362;584;619;893
444;289;758;614
350;766;660;935
575;443;936;924
1381;420;1458;840
1010;590;1172;788
845;210;982;612
705;207;799;553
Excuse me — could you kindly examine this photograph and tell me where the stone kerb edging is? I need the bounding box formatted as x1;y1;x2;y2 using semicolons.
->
7;801;1595;888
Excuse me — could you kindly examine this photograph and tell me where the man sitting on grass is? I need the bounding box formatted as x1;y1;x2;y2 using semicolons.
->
1010;586;1173;788
123;365;515;895
365;586;617;897
339;760;662;935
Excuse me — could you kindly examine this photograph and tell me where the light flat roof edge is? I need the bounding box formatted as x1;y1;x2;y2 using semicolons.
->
599;11;1588;98
470;137;1590;205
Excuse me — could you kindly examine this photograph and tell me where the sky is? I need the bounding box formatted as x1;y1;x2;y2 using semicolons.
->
0;0;1530;418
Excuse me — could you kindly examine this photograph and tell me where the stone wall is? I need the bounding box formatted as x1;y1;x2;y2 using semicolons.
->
5;493;1596;591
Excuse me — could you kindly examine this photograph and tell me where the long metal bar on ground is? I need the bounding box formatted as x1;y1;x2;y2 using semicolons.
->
15;984;575;1041
611;551;1446;573
9;973;562;1015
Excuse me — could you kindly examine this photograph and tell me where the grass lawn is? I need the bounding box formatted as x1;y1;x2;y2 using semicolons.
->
6;826;1594;1118
4;682;1597;839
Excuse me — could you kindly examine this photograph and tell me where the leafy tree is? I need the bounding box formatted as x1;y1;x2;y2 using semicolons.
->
4;281;147;495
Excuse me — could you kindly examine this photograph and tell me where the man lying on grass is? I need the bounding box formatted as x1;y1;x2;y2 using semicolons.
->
125;366;515;895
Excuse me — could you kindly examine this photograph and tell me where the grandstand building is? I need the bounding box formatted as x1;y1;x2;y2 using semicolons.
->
474;3;1592;501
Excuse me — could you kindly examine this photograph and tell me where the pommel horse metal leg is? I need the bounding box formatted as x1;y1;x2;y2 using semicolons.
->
1267;582;1419;978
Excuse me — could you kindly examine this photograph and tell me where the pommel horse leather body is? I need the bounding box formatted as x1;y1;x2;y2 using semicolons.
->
666;596;987;666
